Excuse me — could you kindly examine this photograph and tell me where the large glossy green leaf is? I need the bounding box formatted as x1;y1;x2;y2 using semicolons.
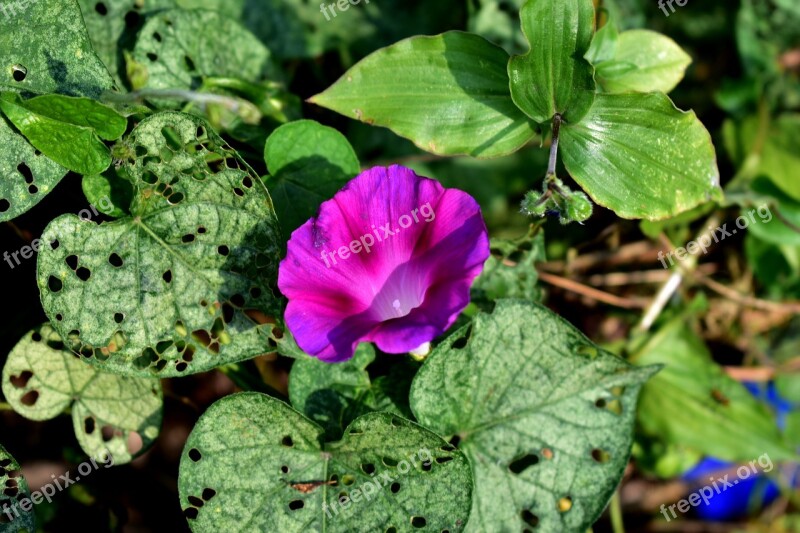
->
77;0;176;87
631;319;798;462
410;300;658;533
591;30;691;94
560;93;722;220
1;324;163;464
0;444;34;533
264;120;360;236
310;32;538;158
289;344;416;441
0;0;115;221
37;112;283;378
508;0;596;124
178;393;472;532
0;93;127;176
129;9;280;101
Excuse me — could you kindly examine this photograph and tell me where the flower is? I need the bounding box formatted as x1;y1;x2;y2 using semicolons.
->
278;165;490;362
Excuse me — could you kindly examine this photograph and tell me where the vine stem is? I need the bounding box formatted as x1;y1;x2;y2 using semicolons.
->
100;89;247;113
547;114;562;176
0;402;14;411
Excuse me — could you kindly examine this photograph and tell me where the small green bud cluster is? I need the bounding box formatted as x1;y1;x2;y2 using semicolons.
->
520;176;593;225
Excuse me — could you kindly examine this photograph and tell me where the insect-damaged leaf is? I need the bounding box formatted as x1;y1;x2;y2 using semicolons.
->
37;112;283;378
1;324;163;464
410;300;658;532
178;393;473;532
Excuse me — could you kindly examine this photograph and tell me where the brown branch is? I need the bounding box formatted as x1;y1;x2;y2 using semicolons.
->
537;271;647;309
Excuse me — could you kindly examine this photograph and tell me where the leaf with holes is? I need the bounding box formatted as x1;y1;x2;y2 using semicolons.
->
289;344;416;441
631;319;798;463
560;93;722;220
0;93;127;176
1;324;163;465
37;111;283;378
178;392;472;532
410;300;658;532
508;0;596;124
264;120;360;236
0;0;115;221
309;32;538;158
129;9;281;104
77;0;176;86
0;444;34;533
82;169;134;219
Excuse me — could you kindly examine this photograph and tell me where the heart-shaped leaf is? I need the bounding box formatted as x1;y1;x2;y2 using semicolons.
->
178;392;473;532
410;300;658;532
309;31;538;158
508;0;596;124
0;0;115;221
0;444;34;533
0;93;127;176
264;120;360;236
37;111;283;377
289;344;416;441
129;9;281;101
1;324;163;464
560;93;722;220
77;0;176;86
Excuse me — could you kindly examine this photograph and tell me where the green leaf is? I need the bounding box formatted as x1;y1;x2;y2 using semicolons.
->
0;0;115;97
0;0;116;220
410;300;658;532
471;227;545;307
0;443;34;533
82;169;134;219
289;344;416;441
560;93;722;220
309;31;538;158
264;120;360;236
130;9;281;101
584;15;619;65
37;112;283;378
508;0;596;124
631;319;797;463
592;30;692;94
0;115;66;222
178;393;473;532
0;93;127;176
1;324;163;465
77;0;176;86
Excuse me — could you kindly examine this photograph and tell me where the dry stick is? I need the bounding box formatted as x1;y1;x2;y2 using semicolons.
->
692;272;800;313
538;271;646;309
539;241;658;273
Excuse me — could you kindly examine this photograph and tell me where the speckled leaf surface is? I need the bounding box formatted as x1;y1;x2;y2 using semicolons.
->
37;112;283;377
0;444;34;533
0;0;115;221
77;0;176;86
560;93;722;220
410;300;658;533
1;324;162;464
309;32;538;158
508;0;596;124
129;9;281;101
178;393;472;532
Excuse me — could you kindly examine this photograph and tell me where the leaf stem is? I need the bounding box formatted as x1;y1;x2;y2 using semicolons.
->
0;402;14;411
610;490;625;533
547;113;562;176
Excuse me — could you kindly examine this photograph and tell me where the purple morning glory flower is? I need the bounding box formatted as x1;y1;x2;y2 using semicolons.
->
278;165;490;362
